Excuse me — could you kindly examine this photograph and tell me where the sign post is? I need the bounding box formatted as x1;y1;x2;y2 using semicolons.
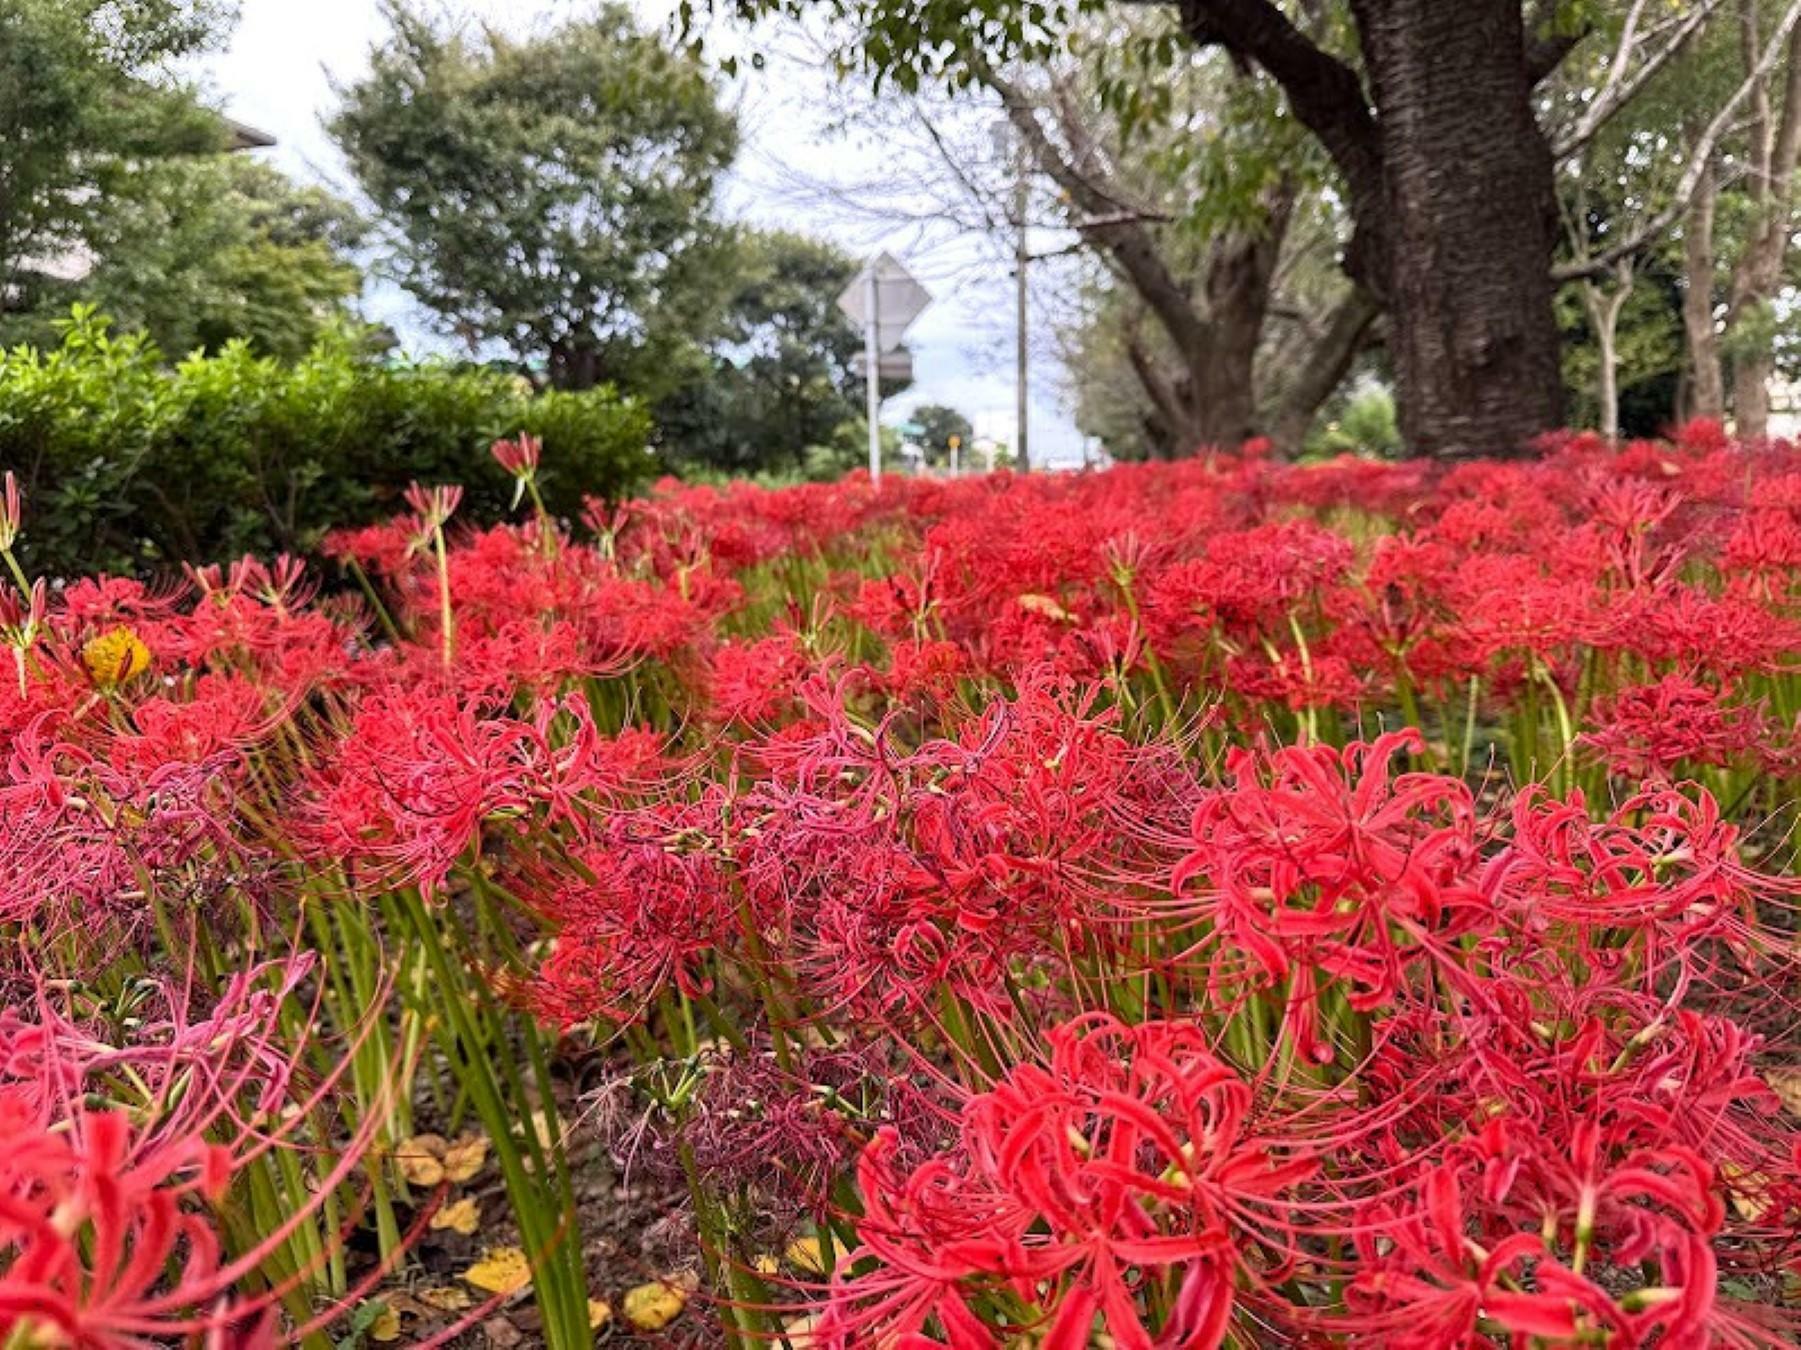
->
837;254;931;487
864;268;881;483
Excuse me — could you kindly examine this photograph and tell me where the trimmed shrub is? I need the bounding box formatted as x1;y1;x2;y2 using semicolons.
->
0;307;652;575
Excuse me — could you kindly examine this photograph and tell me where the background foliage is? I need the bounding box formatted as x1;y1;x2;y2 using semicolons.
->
0;308;650;576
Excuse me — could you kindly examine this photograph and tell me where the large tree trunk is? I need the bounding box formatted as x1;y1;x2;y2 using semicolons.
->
1352;0;1565;457
1175;0;1570;457
1182;207;1287;450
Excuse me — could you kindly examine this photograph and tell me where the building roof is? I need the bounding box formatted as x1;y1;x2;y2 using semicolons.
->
222;116;276;150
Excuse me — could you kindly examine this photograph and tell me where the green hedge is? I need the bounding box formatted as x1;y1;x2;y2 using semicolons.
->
0;308;653;576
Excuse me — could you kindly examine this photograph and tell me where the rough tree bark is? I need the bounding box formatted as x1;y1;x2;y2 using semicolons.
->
1171;0;1570;457
1353;0;1566;455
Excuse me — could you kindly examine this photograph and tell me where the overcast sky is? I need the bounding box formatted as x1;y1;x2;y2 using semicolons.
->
191;0;1092;466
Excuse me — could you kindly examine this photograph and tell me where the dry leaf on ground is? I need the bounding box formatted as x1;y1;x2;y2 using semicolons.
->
462;1247;532;1297
442;1133;489;1182
622;1279;688;1332
430;1196;480;1235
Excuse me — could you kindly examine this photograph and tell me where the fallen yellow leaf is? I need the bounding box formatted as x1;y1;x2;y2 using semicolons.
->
784;1235;827;1275
751;1254;780;1277
430;1197;480;1235
80;625;152;687
622;1280;688;1332
587;1299;612;1330
369;1305;402;1343
781;1314;819;1349
525;1109;560;1153
417;1286;473;1313
395;1134;449;1187
462;1247;532;1297
1017;592;1077;623
1767;1068;1801;1114
442;1134;489;1183
1722;1160;1775;1222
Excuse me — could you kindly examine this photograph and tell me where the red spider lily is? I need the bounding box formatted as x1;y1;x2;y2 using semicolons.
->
731;672;1175;1021
1491;782;1801;987
403;482;463;533
1580;674;1764;780
706;634;809;726
304;687;538;899
0;960;393;1349
12;427;1801;1345
813;1015;1317;1349
491;432;542;478
1165;730;1493;1062
1341;1123;1736;1348
0;469;22;554
529;795;736;1025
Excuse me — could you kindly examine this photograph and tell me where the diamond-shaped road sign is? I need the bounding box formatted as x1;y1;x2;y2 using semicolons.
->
836;253;931;353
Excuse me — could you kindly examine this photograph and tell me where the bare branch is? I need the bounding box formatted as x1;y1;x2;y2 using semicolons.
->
1551;0;1728;159
1552;0;1801;282
976;57;1215;359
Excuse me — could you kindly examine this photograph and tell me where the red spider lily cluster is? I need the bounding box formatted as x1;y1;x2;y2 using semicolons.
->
4;421;1801;1347
0;960;390;1349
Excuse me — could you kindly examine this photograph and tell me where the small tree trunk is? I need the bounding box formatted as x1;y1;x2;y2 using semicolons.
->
547;341;604;390
1734;354;1775;440
1583;264;1633;441
1353;0;1565;457
1724;8;1801;440
1683;161;1726;421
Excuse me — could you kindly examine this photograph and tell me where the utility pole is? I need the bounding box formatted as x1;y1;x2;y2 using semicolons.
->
992;118;1030;474
1011;135;1030;473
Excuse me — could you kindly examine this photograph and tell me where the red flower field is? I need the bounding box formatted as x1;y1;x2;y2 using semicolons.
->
5;423;1801;1347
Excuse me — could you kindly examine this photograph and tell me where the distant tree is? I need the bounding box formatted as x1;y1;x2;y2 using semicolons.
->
970;16;1378;457
330;2;739;393
657;229;881;473
909;403;974;464
56;157;365;361
0;0;235;318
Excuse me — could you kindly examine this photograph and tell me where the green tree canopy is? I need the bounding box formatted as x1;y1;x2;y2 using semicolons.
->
330;1;740;392
0;0;236;312
909;403;974;463
655;228;871;473
58;156;366;361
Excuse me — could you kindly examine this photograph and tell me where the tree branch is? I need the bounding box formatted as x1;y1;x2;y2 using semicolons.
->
1122;321;1188;443
1166;0;1383;212
1552;0;1801;281
1268;284;1382;452
1550;0;1727;160
977;58;1216;360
